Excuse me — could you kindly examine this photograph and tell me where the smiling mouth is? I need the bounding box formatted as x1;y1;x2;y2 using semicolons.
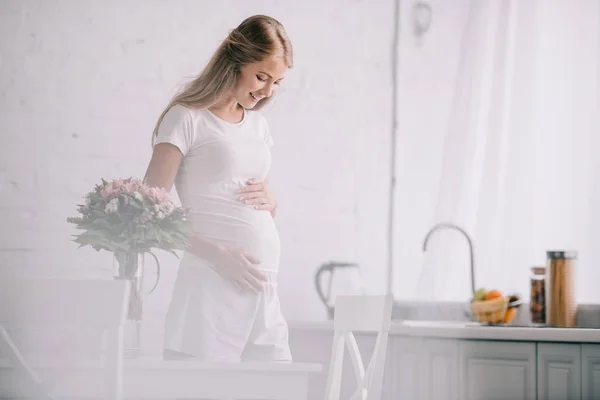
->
250;93;261;102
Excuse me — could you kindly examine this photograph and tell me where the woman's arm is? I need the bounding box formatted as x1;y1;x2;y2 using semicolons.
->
144;143;181;192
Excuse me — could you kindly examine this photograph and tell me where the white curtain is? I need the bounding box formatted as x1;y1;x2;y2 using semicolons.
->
393;0;600;304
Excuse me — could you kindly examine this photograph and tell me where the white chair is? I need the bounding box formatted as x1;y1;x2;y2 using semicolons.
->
0;278;130;399
323;294;393;400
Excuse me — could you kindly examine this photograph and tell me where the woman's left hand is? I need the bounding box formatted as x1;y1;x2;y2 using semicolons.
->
238;178;277;216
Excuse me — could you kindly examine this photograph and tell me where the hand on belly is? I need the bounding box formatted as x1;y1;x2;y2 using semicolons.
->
209;244;269;293
191;205;281;270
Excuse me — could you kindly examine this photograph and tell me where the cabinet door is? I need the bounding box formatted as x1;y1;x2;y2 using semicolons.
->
392;337;459;400
459;340;536;400
392;337;422;400
582;344;600;400
422;338;459;400
537;343;581;400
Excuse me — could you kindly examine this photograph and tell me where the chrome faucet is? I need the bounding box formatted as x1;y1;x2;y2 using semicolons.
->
422;222;476;297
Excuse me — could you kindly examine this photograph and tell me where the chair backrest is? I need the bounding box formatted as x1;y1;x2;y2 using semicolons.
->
324;294;393;400
0;279;130;399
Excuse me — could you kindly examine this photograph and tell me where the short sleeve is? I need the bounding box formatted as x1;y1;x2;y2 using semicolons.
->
154;105;195;155
263;117;274;148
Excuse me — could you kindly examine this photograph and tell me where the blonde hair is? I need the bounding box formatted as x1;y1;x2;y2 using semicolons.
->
151;15;293;145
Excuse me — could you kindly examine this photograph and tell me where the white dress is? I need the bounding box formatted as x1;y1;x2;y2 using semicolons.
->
154;105;291;362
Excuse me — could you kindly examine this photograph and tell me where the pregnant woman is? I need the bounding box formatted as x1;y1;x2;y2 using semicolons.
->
143;15;293;362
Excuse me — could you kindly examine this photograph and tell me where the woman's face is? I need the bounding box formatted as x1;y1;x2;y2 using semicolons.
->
235;54;288;109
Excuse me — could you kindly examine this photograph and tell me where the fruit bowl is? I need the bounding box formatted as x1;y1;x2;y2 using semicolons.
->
471;296;509;324
470;290;523;325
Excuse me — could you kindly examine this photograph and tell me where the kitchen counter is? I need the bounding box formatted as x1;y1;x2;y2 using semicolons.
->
288;317;600;399
288;319;600;343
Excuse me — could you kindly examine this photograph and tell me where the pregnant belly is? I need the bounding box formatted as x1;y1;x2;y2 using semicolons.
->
189;201;280;271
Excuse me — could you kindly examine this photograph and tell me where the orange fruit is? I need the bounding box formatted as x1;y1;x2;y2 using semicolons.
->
485;289;503;300
504;307;518;324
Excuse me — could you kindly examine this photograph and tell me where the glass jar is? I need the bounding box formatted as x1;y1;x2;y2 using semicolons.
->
529;266;546;324
546;250;577;327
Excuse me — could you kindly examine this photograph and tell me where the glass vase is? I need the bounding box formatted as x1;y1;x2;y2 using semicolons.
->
112;250;160;358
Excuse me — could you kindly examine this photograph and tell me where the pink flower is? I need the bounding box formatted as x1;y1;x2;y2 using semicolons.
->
123;181;140;194
138;184;170;203
150;187;169;202
112;179;124;189
100;180;129;199
139;184;153;198
100;185;114;199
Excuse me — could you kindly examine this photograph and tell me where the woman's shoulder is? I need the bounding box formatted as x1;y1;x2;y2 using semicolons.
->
163;105;220;131
160;104;195;127
165;104;196;119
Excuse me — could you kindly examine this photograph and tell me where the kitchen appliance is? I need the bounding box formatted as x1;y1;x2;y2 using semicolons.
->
314;261;366;319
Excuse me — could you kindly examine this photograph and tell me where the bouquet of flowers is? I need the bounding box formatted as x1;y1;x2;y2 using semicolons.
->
67;177;192;256
67;177;192;356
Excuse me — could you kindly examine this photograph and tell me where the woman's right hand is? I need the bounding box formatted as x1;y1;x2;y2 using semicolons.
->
210;244;268;294
185;234;267;294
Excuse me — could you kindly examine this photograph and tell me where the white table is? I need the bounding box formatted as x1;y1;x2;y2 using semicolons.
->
0;356;323;399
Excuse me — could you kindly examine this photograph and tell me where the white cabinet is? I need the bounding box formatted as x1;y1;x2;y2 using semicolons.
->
459;340;537;400
582;344;600;400
392;337;458;400
392;337;421;399
289;324;600;400
537;343;581;400
423;339;459;400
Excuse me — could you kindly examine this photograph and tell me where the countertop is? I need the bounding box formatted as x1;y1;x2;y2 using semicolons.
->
288;319;600;343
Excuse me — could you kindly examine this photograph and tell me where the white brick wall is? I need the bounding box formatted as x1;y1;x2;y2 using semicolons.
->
0;0;394;350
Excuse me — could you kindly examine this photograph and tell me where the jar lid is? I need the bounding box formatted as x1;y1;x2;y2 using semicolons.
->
531;266;546;275
546;250;578;259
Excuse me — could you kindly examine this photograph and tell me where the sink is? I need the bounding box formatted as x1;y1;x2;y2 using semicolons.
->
393;301;600;329
396;320;546;330
398;320;482;328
